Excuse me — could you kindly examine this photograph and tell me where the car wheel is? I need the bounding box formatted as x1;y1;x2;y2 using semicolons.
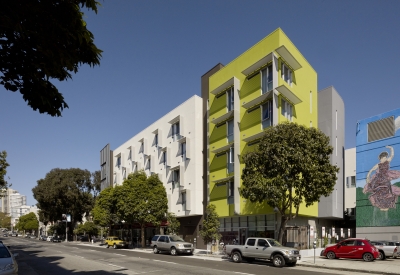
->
287;261;297;267
113;244;117;249
327;251;336;259
272;254;285;268
153;246;159;254
363;252;374;262
170;247;177;256
378;251;386;260
231;251;242;263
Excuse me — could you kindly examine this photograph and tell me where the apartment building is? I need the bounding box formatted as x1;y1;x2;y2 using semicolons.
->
203;28;320;245
0;188;27;226
104;95;204;246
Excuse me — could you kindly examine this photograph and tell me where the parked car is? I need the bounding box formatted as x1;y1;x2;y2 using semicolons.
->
52;236;62;243
104;236;127;249
46;236;54;242
2;233;8;237
10;233;18;237
370;241;398;260
322;238;379;262
77;235;89;242
39;235;47;241
224;237;300;267
151;235;194;256
0;242;18;274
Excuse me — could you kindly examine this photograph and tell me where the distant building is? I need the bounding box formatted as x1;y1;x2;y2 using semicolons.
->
0;188;27;226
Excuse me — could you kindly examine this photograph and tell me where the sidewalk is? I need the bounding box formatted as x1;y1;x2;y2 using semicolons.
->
75;242;400;274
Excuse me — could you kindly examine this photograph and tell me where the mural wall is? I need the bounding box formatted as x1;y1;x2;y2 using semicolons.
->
356;108;400;227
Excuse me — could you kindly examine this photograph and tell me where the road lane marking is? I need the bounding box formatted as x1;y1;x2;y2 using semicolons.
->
75;255;85;259
113;253;126;256
233;273;255;275
151;260;177;264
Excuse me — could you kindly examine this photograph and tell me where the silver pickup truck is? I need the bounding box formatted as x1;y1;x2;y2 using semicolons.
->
225;237;301;267
370;241;398;260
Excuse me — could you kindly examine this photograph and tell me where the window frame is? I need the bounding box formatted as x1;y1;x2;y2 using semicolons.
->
281;62;292;86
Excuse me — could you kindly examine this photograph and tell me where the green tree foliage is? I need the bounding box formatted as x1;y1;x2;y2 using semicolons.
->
32;168;96;228
114;171;168;248
73;221;98;240
0;0;102;116
0;212;11;229
240;122;339;243
0;151;11;192
15;212;39;233
91;170;101;199
199;204;221;244
92;186;117;228
165;212;180;235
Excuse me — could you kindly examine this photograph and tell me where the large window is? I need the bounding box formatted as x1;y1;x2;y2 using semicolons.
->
261;64;273;94
281;98;293;121
172;169;180;189
154;134;158;147
116;156;121;168
162;151;167;166
227;87;234;111
227;181;234;204
281;62;292;86
182;192;186;211
346;176;356;188
227;119;234;142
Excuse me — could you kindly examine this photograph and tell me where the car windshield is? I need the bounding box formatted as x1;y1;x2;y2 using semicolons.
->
0;247;11;258
268;239;283;247
169;236;185;242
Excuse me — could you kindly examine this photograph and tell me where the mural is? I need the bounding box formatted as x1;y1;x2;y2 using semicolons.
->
356;110;400;227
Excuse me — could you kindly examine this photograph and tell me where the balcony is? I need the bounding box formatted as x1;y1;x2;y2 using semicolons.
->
210;110;234;125
275;45;302;71
275;85;302;105
242;90;273;109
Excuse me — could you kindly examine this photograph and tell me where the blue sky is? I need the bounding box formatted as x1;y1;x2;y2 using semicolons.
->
1;0;400;206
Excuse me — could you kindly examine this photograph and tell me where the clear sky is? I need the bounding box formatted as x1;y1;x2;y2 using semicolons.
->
1;0;400;206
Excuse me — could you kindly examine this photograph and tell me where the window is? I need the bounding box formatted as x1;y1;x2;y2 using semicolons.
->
128;149;132;160
147;157;151;171
368;116;395;142
162;151;167;166
228;181;234;197
262;100;272;128
247;239;256;246
155;134;158;147
227;87;234;111
182;192;186;211
116;156;121;168
281;98;292;121
227;120;234;142
181;142;186;160
281;62;292;85
172;169;180;188
257;239;267;247
139;141;144;153
158;236;166;242
227;147;234;173
346;176;356;188
172;122;180;140
261;64;273;94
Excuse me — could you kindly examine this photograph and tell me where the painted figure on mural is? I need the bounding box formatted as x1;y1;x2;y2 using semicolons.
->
363;146;400;211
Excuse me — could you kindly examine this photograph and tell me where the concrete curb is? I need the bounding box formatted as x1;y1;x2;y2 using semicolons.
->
297;262;399;275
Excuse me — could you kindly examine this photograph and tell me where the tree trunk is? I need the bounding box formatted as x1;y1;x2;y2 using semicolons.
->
278;215;289;244
141;224;145;248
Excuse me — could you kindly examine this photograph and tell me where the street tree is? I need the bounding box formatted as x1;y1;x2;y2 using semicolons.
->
0;212;11;230
165;212;180;235
115;171;168;248
0;151;11;192
91;170;101;199
74;221;98;241
32;168;96;230
199;204;221;245
240;122;339;243
92;186;118;233
0;0;102;116
15;212;39;234
38;209;50;235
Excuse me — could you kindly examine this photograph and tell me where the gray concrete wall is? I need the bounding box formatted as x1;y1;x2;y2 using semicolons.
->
318;86;345;219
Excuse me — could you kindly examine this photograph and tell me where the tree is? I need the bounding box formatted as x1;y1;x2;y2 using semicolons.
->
32;168;96;230
199;204;221;245
91;170;101;199
74;221;98;240
15;212;39;233
165;212;180;235
240;122;339;243
0;212;11;230
114;171;168;248
0;0;102;116
0;151;11;192
92;186;118;230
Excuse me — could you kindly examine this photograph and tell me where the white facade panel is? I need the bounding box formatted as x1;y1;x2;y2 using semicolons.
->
112;95;203;217
345;148;356;210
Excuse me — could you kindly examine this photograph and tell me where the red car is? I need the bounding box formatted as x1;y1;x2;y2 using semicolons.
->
322;238;379;262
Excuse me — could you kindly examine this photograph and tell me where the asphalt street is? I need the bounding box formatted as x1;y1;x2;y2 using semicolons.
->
2;237;372;275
